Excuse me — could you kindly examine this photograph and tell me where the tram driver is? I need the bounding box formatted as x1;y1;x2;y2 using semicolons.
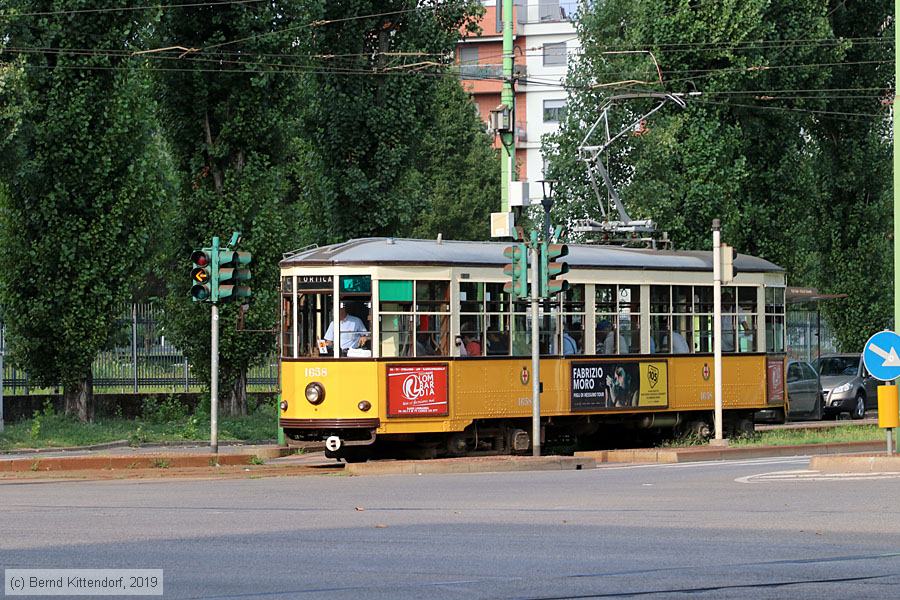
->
323;303;368;355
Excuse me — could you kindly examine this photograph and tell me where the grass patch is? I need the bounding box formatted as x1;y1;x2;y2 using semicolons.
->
0;397;279;452
732;425;884;447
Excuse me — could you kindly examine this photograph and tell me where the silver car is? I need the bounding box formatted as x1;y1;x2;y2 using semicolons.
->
814;354;878;419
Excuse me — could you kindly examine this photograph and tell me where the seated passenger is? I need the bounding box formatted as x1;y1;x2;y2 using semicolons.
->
415;333;435;356
596;320;628;354
463;331;482;356
670;331;690;353
486;331;508;355
562;331;578;355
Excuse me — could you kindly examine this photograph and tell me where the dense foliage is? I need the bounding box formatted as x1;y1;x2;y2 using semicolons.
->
547;0;892;350
0;1;168;420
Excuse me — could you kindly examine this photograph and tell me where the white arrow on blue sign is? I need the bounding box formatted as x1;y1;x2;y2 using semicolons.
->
863;330;900;382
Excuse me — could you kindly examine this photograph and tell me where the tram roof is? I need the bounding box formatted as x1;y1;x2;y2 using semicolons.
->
280;238;784;273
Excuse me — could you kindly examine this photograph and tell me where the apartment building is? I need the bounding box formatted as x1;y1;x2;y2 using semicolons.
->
458;0;579;202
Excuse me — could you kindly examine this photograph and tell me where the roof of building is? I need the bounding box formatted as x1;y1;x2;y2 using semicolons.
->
280;237;784;273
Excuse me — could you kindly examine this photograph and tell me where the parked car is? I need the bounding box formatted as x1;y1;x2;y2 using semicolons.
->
756;359;823;423
814;353;878;419
786;360;824;420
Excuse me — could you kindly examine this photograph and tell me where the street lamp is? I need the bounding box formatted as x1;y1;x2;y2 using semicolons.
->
538;179;558;240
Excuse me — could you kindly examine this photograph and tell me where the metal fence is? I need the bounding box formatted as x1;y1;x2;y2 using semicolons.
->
1;304;277;395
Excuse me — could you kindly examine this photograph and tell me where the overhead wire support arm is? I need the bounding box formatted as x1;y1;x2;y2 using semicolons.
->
576;92;689;236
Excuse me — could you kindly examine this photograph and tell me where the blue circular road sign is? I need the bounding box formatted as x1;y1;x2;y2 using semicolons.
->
862;330;900;382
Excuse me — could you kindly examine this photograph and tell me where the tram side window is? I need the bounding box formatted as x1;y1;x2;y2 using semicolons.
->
650;285;671;353
338;275;372;357
650;285;697;354
694;286;713;353
737;287;758;352
459;282;485;356
380;280;451;357
765;287;786;353
485;283;511;356
721;286;758;352
559;285;585;355
595;284;639;354
281;277;294;357
297;291;334;358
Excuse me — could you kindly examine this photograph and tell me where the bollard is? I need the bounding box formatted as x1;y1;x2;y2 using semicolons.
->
877;385;899;455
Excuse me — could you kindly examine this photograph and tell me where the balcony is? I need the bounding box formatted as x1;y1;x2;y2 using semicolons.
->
459;63;527;80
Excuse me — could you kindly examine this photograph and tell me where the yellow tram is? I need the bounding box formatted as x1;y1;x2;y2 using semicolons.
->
278;238;787;461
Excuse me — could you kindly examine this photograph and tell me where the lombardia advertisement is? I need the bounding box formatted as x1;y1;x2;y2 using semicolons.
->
570;361;668;411
387;364;450;417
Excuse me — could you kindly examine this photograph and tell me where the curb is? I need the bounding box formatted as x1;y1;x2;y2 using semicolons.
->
345;455;595;476
1;440;132;455
0;447;292;473
0;439;280;456
809;453;900;473
576;440;886;464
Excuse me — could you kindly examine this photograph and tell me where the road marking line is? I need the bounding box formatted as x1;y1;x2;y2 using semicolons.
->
737;470;900;483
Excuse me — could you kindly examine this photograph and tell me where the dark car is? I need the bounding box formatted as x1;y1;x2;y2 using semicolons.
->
814;354;878;419
757;359;823;423
786;360;824;420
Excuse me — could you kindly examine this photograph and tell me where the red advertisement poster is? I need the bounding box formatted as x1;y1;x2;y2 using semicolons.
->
387;364;449;417
767;357;785;405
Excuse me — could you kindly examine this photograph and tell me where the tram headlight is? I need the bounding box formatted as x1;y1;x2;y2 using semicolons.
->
279;400;288;412
358;400;371;412
305;382;325;405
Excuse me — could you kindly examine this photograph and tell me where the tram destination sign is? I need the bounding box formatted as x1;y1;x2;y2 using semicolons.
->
296;275;333;291
570;360;668;411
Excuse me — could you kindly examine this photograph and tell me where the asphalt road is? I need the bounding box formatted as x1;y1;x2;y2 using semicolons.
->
1;457;898;600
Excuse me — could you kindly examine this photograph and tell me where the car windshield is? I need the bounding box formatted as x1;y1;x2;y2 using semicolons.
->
816;356;859;377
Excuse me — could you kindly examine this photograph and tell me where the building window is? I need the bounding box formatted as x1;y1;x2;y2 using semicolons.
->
543;99;566;123
543;42;567;67
459;45;478;78
540;0;577;22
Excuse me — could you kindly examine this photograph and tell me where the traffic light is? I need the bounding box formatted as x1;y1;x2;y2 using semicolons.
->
721;243;737;284
503;243;528;299
215;249;252;303
190;249;213;302
540;240;569;297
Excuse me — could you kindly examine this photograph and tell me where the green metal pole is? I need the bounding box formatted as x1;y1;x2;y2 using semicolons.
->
500;0;514;212
888;8;899;409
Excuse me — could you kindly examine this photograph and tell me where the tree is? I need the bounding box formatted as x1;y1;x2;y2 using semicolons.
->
153;0;315;415
408;78;499;241
810;1;892;350
547;0;890;348
0;1;167;421
292;0;486;243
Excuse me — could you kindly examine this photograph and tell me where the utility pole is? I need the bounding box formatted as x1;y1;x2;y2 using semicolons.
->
712;220;724;443
0;322;5;434
500;0;515;212
894;0;899;340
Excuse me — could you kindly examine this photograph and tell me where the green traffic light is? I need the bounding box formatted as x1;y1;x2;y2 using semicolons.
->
503;242;528;299
540;241;569;297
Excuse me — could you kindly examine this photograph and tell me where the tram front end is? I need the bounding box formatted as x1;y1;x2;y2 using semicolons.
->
279;360;381;460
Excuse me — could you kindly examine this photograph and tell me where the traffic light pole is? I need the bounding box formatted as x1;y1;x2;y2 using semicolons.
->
530;243;541;457
210;303;219;456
